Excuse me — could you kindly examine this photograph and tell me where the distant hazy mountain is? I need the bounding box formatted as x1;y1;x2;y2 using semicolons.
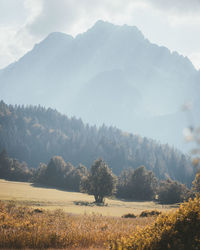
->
0;20;199;151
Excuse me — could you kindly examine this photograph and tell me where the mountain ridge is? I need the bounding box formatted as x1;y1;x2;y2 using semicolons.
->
0;20;199;150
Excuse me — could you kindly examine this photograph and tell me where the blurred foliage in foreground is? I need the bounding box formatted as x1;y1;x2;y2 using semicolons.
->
184;121;200;197
109;196;200;249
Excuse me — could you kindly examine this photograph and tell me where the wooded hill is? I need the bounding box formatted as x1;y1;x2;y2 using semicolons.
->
0;101;193;185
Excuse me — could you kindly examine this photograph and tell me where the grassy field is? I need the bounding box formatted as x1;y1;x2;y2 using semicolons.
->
1;184;199;249
0;200;156;249
0;179;177;217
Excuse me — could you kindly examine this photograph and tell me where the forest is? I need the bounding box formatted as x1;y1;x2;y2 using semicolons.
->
0;101;194;186
0;100;198;204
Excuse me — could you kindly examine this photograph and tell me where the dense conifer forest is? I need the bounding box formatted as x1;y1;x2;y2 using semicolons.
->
0;101;194;186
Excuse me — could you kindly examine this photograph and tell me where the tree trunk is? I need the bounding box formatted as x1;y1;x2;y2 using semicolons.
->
94;194;104;203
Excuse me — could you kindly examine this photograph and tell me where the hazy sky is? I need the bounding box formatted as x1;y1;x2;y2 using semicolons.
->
0;0;200;70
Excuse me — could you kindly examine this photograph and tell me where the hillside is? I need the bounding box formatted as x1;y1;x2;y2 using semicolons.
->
0;101;193;185
0;21;199;150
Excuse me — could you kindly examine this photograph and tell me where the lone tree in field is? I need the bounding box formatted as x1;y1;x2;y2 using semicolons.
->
81;158;117;203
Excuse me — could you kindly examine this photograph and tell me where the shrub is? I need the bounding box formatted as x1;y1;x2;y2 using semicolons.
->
122;213;136;218
139;210;161;217
110;196;200;249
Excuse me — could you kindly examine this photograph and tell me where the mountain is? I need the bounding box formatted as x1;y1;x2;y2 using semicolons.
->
0;20;199;150
0;101;194;185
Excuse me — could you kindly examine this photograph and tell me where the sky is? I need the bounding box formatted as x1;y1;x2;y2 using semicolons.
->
0;0;200;70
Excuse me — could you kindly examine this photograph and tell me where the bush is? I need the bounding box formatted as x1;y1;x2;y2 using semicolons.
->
122;213;136;218
109;196;200;249
139;210;161;217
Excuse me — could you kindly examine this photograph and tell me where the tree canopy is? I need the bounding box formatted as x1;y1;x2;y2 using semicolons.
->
157;179;189;204
81;158;117;203
34;156;88;191
117;166;158;201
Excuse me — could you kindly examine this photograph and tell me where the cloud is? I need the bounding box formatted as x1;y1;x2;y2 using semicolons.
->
25;0;200;40
0;0;27;26
0;0;42;69
146;0;200;14
26;0;83;37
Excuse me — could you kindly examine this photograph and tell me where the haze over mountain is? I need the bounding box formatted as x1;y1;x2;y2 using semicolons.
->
0;20;199;151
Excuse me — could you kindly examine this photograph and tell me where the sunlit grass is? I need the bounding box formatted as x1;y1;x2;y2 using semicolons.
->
0;179;180;249
0;179;177;217
0;200;155;249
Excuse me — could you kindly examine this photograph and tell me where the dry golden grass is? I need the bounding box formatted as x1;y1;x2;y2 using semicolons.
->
0;179;179;249
0;200;155;249
0;179;176;217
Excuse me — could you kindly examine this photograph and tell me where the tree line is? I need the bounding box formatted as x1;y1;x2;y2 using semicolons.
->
0;149;199;204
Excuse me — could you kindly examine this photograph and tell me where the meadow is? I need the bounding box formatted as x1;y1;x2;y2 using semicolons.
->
0;179;180;249
1;179;198;249
0;199;156;249
0;179;176;217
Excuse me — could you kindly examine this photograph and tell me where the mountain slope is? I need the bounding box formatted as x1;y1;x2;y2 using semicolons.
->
0;101;194;185
0;20;199;150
